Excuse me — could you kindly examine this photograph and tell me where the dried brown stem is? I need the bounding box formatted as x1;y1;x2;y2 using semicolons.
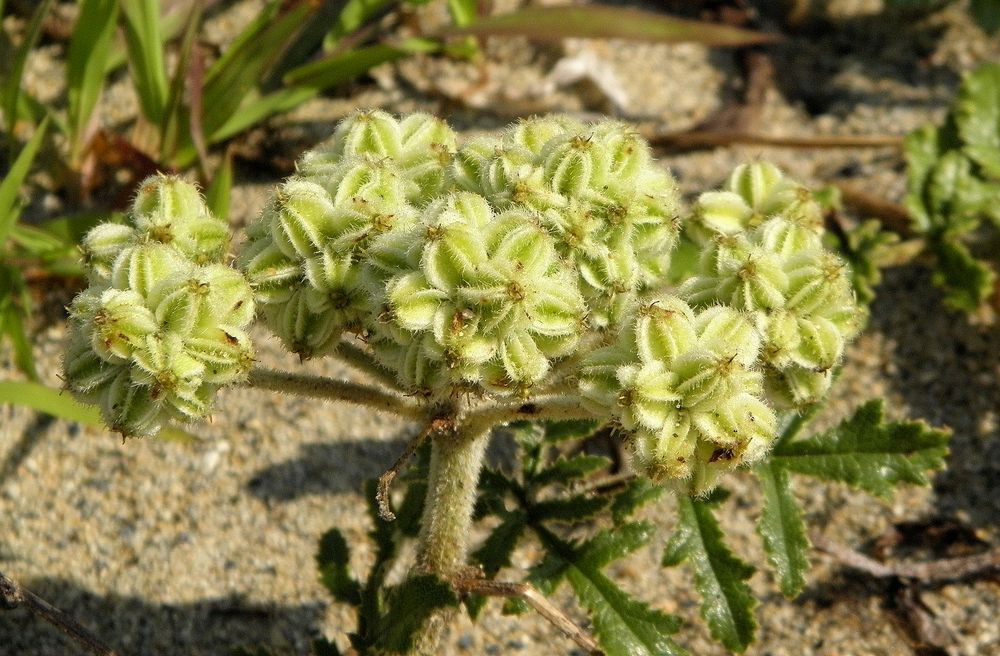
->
376;417;452;521
0;570;119;656
813;535;1000;583
831;181;914;237
453;574;603;655
649;130;904;152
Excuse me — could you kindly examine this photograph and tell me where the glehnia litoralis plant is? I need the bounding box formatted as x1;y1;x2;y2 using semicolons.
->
62;111;950;655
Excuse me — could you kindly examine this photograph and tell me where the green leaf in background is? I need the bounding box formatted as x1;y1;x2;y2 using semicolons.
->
199;1;312;139
754;463;809;598
535;524;687;656
663;493;757;653
531;454;610;487
66;0;119;163
317;528;362;606
447;0;478;27
284;38;440;90
610;478;665;525
372;574;458;653
0;266;36;379
1;0;54;134
120;0;170;124
834;219;901;305
0;381;198;443
530;493;610;524
325;0;397;50
771;400;950;497
206;149;234;221
970;0;1000;32
472;510;526;577
0;116;49;243
929;236;996;312
441;5;780;47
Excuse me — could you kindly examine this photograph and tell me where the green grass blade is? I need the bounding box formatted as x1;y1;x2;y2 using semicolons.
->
2;0;55;133
120;0;170;124
0;381;199;443
283;38;439;88
325;0;396;50
205;87;317;147
205;149;233;221
0;116;49;243
0;266;37;380
447;0;477;26
160;3;203;163
440;5;780;46
200;1;310;138
66;0;119;163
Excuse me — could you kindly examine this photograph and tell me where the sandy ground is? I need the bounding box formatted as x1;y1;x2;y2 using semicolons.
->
3;1;1000;654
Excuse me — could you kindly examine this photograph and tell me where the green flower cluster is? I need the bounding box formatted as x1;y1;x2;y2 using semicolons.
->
681;163;863;408
238;111;455;358
579;297;775;494
453;116;682;327
64;176;254;437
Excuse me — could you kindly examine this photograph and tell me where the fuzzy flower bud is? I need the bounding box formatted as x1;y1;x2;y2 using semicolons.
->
579;297;776;495
453;117;682;329
64;241;254;437
371;192;586;397
681;165;863;408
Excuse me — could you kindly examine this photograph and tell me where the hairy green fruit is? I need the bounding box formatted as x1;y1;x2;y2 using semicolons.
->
683;164;862;408
65;178;253;437
580;297;776;494
80;174;229;285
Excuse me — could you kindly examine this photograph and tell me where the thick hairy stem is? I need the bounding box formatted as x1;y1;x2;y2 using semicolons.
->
244;367;427;421
411;428;491;654
460;395;601;439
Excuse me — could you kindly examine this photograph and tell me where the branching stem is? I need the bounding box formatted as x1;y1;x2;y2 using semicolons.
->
458;395;601;439
244;367;428;421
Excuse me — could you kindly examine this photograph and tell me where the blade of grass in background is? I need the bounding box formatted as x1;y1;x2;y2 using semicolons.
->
0;381;199;443
160;3;204;163
198;1;312;139
205;148;233;221
324;0;397;50
66;0;119;164
0;266;37;380
0;117;49;244
283;38;439;89
447;0;477;27
1;0;55;134
121;0;170;124
441;5;780;46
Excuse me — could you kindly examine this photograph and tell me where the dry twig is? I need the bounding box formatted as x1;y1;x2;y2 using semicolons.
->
812;534;1000;583
453;574;603;655
0;570;119;656
376;418;452;521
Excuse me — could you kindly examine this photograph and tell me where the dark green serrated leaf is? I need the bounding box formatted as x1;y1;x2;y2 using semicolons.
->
530;493;610;524
373;574;458;653
317;528;362;606
311;638;342;656
536;525;686;656
772;400;950;497
931;236;996;312
473;510;526;576
532;454;610;487
955;63;1000;155
754;463;809;598
541;419;601;443
611;479;665;524
664;494;756;653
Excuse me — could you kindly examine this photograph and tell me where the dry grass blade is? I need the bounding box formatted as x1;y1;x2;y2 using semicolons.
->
439;5;780;47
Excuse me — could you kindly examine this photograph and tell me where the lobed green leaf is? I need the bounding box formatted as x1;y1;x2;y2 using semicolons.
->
663;494;757;653
754;462;809;598
771;400;950;497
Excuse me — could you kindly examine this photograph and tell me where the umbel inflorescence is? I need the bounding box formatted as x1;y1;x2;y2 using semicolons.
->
64;111;861;493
